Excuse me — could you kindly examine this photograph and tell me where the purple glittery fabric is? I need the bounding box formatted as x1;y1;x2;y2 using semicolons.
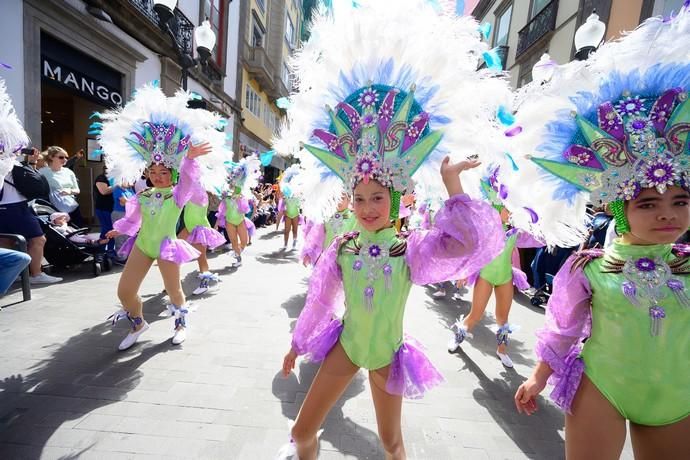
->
215;200;227;228
291;238;345;356
113;195;142;236
534;255;593;414
405;194;504;285
244;218;256;238
301;222;326;266
187;225;225;249
548;345;585;414
117;235;136;259
172;157;206;208
305;319;344;363
159;237;201;264
386;336;444;399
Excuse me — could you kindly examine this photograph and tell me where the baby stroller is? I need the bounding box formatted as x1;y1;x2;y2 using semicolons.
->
528;246;577;307
31;199;112;276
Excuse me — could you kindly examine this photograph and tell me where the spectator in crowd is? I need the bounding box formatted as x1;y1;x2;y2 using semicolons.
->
40;146;85;227
65;148;84;170
0;247;31;297
0;164;62;285
93;167;115;256
111;180;135;263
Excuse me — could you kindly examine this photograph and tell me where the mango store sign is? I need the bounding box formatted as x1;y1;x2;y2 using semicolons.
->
42;57;123;107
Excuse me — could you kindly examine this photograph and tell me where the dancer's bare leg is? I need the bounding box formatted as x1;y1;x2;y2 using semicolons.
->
291;342;359;460
117;246;154;329
464;277;494;330
370;366;406;459
493;281;514;354
630;415;690;460
157;258;185;307
565;374;626;460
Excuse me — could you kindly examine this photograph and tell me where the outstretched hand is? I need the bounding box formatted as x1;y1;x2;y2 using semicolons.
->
282;348;297;377
440;156;481;196
188;142;212;159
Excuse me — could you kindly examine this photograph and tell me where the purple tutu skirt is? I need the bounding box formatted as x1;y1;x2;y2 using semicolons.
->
187;225;225;249
245;218;256;239
549;346;585;414
386;336;444;399
159;238;201;264
117;236;136;259
304;319;344;363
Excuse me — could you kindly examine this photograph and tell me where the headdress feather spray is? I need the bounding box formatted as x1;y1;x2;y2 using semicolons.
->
273;0;511;223
97;83;227;192
505;5;690;246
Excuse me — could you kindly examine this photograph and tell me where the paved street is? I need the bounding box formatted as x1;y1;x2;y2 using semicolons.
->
0;227;633;460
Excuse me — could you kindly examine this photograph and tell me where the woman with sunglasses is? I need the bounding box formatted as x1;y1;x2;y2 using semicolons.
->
40;146;85;226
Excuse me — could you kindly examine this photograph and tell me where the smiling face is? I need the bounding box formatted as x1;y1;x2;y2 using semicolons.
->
353;180;391;232
623;185;690;245
147;164;173;188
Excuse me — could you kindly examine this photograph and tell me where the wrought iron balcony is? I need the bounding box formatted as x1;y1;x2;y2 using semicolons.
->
516;0;558;58
129;0;194;57
242;41;275;92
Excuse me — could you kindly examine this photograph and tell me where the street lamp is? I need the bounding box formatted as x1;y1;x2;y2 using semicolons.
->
532;53;557;84
152;0;217;91
574;10;606;61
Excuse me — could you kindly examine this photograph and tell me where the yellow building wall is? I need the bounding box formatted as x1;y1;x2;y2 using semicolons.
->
241;67;281;145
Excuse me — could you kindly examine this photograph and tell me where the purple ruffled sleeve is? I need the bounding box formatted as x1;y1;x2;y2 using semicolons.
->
215;199;227;228
278;198;285;214
173;157;207;208
405;194;504;285
237;197;250;214
515;230;545;249
291;238;345;359
301;222;326;266
113;195;142;236
535;255;592;413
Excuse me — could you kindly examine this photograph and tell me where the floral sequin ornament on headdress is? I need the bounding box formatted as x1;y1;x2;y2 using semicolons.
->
303;84;442;196
532;86;690;206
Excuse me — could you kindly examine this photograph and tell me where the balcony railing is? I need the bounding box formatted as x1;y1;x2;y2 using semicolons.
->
129;0;194;57
242;41;275;91
516;0;558;58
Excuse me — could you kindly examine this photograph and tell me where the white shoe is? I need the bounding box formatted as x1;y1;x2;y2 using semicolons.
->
292;240;298;250
30;272;62;285
118;322;150;351
172;327;186;345
432;289;446;298
496;351;514;368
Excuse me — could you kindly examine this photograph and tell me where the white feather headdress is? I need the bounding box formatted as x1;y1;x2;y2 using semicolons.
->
505;5;690;247
97;83;227;192
273;0;511;222
0;79;29;182
224;154;261;198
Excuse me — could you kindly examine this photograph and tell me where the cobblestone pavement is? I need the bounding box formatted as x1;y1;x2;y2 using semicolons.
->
0;227;634;459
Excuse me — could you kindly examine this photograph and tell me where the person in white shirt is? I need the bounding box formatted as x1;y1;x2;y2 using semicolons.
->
40;146;84;226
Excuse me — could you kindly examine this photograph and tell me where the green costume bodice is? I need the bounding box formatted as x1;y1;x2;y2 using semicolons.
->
285;196;301;219
581;240;690;425
183;202;210;230
223;196;245;226
324;210;357;250
136;187;182;259
338;227;411;369
479;231;517;286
